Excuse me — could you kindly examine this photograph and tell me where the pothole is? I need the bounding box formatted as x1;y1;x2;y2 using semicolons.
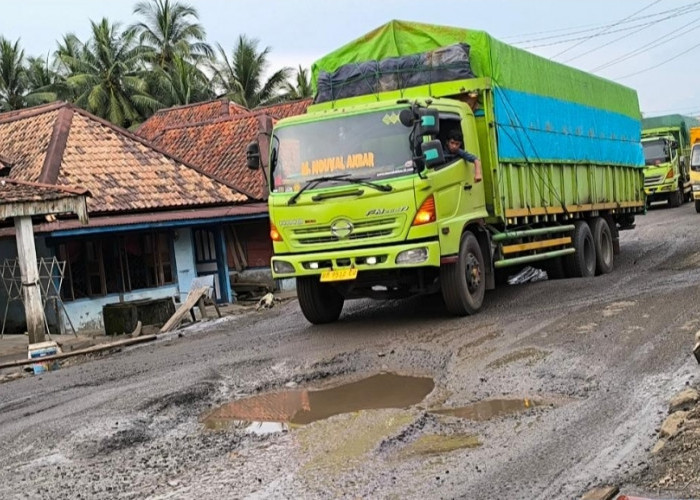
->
201;373;435;430
431;396;571;421
397;434;481;458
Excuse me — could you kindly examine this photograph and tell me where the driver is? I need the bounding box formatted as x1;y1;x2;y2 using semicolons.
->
445;129;482;182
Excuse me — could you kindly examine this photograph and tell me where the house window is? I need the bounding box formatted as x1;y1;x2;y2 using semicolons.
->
58;232;175;301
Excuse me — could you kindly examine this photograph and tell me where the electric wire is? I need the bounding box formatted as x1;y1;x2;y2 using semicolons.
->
615;38;700;79
590;14;700;72
550;0;660;58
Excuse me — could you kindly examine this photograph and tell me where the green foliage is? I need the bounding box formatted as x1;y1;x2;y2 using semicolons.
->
0;0;306;123
211;35;291;108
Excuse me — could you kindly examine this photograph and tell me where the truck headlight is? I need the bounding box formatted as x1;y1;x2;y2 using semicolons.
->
272;260;295;274
692;185;700;192
396;247;428;264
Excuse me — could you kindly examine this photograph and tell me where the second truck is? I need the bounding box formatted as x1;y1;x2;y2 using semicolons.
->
641;114;700;207
248;20;646;324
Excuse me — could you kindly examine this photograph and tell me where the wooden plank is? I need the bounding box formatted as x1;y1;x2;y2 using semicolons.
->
231;227;248;268
197;296;209;320
0;335;157;369
160;287;209;333
14;216;45;344
502;237;572;254
226;226;243;272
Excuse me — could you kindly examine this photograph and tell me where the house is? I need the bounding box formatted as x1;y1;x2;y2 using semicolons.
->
135;98;312;287
0;102;267;334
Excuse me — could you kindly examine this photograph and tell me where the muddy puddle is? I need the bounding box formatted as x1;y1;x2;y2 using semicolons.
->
202;373;434;430
432;397;567;421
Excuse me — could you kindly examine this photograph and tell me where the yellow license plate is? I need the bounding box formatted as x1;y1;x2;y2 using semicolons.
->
320;268;358;282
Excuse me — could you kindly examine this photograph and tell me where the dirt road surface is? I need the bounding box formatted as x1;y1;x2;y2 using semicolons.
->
1;203;699;500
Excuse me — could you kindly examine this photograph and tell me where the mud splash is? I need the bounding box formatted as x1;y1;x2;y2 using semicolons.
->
202;373;434;429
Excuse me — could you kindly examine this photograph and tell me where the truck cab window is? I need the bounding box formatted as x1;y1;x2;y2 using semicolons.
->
437;115;463;164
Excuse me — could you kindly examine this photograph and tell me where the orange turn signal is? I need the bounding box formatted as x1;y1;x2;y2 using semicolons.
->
413;195;436;226
666;169;674;179
270;222;283;242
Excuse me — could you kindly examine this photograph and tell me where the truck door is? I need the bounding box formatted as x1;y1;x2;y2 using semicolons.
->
423;112;486;223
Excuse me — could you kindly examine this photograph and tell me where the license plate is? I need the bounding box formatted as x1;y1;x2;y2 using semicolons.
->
320;268;358;282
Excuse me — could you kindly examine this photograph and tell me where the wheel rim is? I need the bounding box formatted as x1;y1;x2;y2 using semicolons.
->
465;253;482;293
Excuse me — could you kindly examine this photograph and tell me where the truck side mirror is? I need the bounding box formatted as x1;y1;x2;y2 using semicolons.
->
420;139;445;168
246;141;261;170
399;109;415;127
417;109;440;137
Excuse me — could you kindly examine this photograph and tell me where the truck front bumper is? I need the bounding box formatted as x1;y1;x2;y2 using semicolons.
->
644;182;675;196
271;240;442;279
693;184;700;200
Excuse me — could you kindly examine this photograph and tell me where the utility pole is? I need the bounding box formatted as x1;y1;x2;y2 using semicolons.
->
14;216;45;344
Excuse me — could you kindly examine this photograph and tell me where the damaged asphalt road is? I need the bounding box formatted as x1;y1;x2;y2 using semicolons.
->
1;204;700;500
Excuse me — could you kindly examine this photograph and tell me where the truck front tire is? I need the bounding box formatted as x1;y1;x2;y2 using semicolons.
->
591;217;614;275
695;200;700;213
296;276;344;324
564;221;596;278
441;231;485;316
669;186;683;207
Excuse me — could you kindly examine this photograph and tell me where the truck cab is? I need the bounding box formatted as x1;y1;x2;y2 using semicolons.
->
691;142;700;212
641;130;689;207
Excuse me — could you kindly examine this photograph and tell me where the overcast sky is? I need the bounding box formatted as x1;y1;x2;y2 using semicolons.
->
1;0;698;116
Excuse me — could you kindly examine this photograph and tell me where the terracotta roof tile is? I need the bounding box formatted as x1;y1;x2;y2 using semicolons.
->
136;99;249;141
135;98;311;201
0;178;89;204
149;115;267;199
0;102;247;214
253;98;312;119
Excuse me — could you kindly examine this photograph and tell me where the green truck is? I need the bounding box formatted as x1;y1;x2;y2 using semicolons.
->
641;114;700;207
247;21;645;324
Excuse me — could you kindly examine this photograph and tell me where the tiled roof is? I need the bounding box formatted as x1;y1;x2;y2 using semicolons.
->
136;98;312;201
136;99;249;141
149;114;267;200
253;98;312;119
0;102;247;214
0;178;89;204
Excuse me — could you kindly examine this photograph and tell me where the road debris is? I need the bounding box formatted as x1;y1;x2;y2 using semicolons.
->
256;292;281;310
507;266;547;285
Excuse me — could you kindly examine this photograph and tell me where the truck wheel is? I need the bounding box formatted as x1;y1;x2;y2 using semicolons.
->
695;200;700;213
541;257;566;280
590;217;613;275
441;231;485;316
669;187;683;207
564;220;596;278
296;276;344;324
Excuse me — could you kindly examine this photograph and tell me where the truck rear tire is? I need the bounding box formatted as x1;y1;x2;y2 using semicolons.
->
296;276;344;324
441;231;485;316
564;220;596;278
695;200;700;213
591;217;614;275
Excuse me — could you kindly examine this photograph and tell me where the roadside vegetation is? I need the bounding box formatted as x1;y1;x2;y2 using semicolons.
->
0;0;312;128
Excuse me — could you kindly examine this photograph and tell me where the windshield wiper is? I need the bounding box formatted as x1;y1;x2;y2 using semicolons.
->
287;174;351;205
287;174;392;205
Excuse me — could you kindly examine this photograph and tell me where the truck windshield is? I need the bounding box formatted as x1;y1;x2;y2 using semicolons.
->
643;139;670;166
272;109;414;192
692;145;700;171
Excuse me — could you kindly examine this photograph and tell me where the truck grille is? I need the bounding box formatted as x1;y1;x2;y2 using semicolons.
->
644;174;665;186
292;217;403;245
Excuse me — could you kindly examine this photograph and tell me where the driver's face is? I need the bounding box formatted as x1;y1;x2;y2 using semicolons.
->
447;138;461;153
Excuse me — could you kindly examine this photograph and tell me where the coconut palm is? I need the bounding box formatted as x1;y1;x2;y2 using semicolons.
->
23;56;63;106
56;18;161;128
150;53;214;106
211;35;291;108
129;0;212;69
282;65;312;100
0;37;28;111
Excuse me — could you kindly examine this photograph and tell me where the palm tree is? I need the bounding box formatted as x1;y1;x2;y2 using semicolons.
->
150;53;214;106
56;18;161;128
130;0;212;69
24;56;61;106
211;35;291;108
282;65;312;100
0;37;28;111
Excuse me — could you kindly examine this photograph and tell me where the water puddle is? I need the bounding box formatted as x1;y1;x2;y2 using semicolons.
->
201;373;434;430
432;397;565;421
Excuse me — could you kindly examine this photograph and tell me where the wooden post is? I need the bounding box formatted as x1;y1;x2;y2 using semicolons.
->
14;216;46;344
